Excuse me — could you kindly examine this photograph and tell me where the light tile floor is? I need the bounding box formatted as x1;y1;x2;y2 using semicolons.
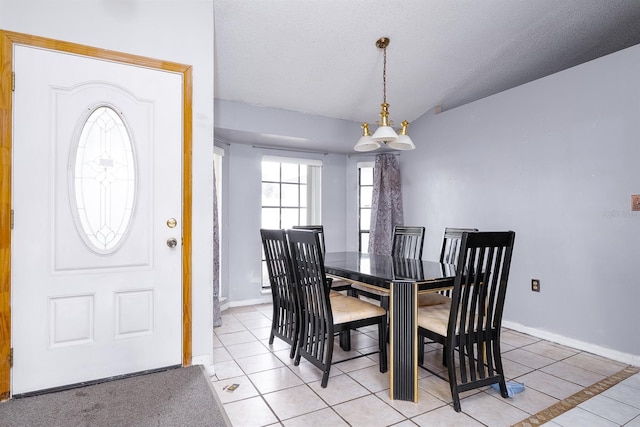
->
210;303;640;426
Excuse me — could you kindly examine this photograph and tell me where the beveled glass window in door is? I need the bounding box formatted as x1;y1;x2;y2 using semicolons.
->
71;105;136;254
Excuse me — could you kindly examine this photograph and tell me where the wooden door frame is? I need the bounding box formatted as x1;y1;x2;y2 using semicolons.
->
0;30;193;400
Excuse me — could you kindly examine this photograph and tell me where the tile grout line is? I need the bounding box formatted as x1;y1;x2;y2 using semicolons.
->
511;365;640;427
217;317;384;426
217;306;635;426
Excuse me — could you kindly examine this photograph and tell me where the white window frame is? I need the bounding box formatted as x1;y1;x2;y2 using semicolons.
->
261;155;322;227
261;155;323;288
357;161;374;252
214;145;224;299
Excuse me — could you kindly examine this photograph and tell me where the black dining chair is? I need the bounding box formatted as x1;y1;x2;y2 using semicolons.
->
287;228;387;387
440;227;479;264
417;231;516;412
351;225;425;310
418;227;479;366
418;227;478;307
391;225;426;259
291;225;352;350
291;225;352;293
260;229;299;359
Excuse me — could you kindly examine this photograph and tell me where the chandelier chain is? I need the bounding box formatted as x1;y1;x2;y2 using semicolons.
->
382;45;387;104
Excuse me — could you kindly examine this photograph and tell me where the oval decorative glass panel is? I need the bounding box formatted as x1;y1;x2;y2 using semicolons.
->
72;105;136;254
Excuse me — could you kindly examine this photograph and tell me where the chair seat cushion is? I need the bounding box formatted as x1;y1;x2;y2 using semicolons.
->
331;294;386;325
350;282;389;297
417;292;450;306
418;301;484;337
417;301;452;337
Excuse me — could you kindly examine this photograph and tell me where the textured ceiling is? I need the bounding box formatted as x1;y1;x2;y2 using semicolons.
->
213;0;640;150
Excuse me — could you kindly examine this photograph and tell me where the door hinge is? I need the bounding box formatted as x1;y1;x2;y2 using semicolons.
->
11;209;14;230
12;72;15;92
9;348;13;368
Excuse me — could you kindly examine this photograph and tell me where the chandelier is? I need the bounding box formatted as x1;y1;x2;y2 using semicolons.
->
354;37;415;152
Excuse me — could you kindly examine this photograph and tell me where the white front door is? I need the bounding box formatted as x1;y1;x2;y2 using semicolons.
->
11;45;183;394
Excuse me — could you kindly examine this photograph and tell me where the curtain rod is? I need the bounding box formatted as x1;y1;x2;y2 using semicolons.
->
252;145;329;156
347;151;400;158
213;137;230;146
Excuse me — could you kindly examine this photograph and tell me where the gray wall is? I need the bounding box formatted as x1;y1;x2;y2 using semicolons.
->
226;145;347;303
1;0;216;365
215;101;350;303
403;43;640;362
215;44;640;363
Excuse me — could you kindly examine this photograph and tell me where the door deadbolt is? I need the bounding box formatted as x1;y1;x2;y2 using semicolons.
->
167;238;178;248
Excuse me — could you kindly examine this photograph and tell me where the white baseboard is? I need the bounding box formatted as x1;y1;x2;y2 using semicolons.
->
227;296;272;308
502;320;640;367
191;354;216;376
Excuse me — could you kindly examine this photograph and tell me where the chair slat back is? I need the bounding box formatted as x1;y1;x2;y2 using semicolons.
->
260;229;298;348
440;227;479;265
292;225;326;256
438;227;478;297
391;226;425;259
287;229;334;371
449;231;515;384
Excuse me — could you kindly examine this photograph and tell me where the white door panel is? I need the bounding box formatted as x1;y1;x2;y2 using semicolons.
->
12;45;183;394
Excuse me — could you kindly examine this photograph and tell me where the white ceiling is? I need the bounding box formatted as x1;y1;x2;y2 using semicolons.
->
213;0;640;152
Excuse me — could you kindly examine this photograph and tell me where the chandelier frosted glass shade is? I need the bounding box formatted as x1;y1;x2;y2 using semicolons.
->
371;125;399;143
387;134;415;150
354;135;380;152
354;122;381;152
387;120;415;150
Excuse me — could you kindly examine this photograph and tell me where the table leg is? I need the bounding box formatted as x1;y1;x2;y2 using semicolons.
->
389;281;417;401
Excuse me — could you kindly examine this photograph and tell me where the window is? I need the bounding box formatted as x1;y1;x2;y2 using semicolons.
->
71;105;136;254
358;162;374;252
261;156;322;287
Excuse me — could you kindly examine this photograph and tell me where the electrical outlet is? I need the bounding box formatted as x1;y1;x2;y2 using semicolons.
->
531;279;540;292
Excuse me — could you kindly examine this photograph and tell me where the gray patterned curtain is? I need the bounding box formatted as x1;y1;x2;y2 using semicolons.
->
212;162;222;328
368;153;404;255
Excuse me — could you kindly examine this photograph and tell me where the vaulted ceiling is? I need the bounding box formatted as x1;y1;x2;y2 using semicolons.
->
213;1;640;152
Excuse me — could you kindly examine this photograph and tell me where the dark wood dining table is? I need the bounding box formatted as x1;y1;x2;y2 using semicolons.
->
324;251;456;402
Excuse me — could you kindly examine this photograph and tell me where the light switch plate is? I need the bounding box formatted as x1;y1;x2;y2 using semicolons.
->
632;195;640;211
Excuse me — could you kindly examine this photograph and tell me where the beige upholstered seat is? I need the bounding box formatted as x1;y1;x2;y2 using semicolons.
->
417;292;451;307
417;299;481;337
331;294;387;324
417;301;451;337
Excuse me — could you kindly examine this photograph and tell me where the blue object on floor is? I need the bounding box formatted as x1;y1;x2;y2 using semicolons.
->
492;381;525;397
